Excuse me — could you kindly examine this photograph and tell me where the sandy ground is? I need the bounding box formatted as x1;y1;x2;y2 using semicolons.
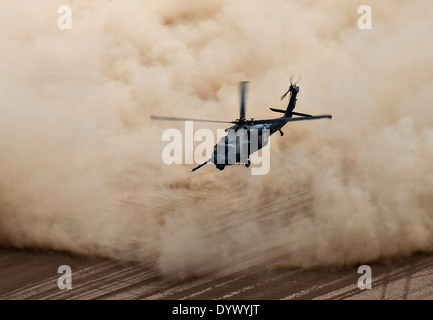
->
0;247;432;300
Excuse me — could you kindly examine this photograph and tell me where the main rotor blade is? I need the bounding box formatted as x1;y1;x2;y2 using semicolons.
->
151;115;234;124
292;111;312;117
239;81;248;120
284;114;332;122
191;160;211;172
249;114;332;125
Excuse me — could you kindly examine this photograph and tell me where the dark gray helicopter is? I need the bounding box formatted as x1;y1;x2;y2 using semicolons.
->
151;78;332;172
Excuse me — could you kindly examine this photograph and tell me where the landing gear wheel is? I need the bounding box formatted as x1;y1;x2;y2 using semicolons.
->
216;164;225;171
245;160;251;168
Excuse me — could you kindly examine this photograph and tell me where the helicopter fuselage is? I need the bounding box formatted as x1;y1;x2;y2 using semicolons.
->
211;117;290;170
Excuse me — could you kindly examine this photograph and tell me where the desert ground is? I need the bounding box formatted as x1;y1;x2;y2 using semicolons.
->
1;247;432;300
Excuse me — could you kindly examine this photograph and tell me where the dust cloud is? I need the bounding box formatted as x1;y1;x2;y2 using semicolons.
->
1;0;433;278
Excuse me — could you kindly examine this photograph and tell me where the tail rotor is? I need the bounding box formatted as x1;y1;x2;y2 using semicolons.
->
281;75;302;101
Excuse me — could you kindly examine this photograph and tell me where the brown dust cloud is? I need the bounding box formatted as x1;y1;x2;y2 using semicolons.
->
1;1;433;278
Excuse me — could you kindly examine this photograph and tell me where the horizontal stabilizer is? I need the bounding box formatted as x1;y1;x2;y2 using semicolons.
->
269;108;313;117
269;107;285;113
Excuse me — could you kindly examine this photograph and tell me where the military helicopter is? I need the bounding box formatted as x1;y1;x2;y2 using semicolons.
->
151;77;332;171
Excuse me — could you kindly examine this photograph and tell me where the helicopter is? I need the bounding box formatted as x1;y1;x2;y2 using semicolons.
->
151;77;332;172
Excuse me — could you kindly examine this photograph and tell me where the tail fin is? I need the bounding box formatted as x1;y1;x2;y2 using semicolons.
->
283;85;300;118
